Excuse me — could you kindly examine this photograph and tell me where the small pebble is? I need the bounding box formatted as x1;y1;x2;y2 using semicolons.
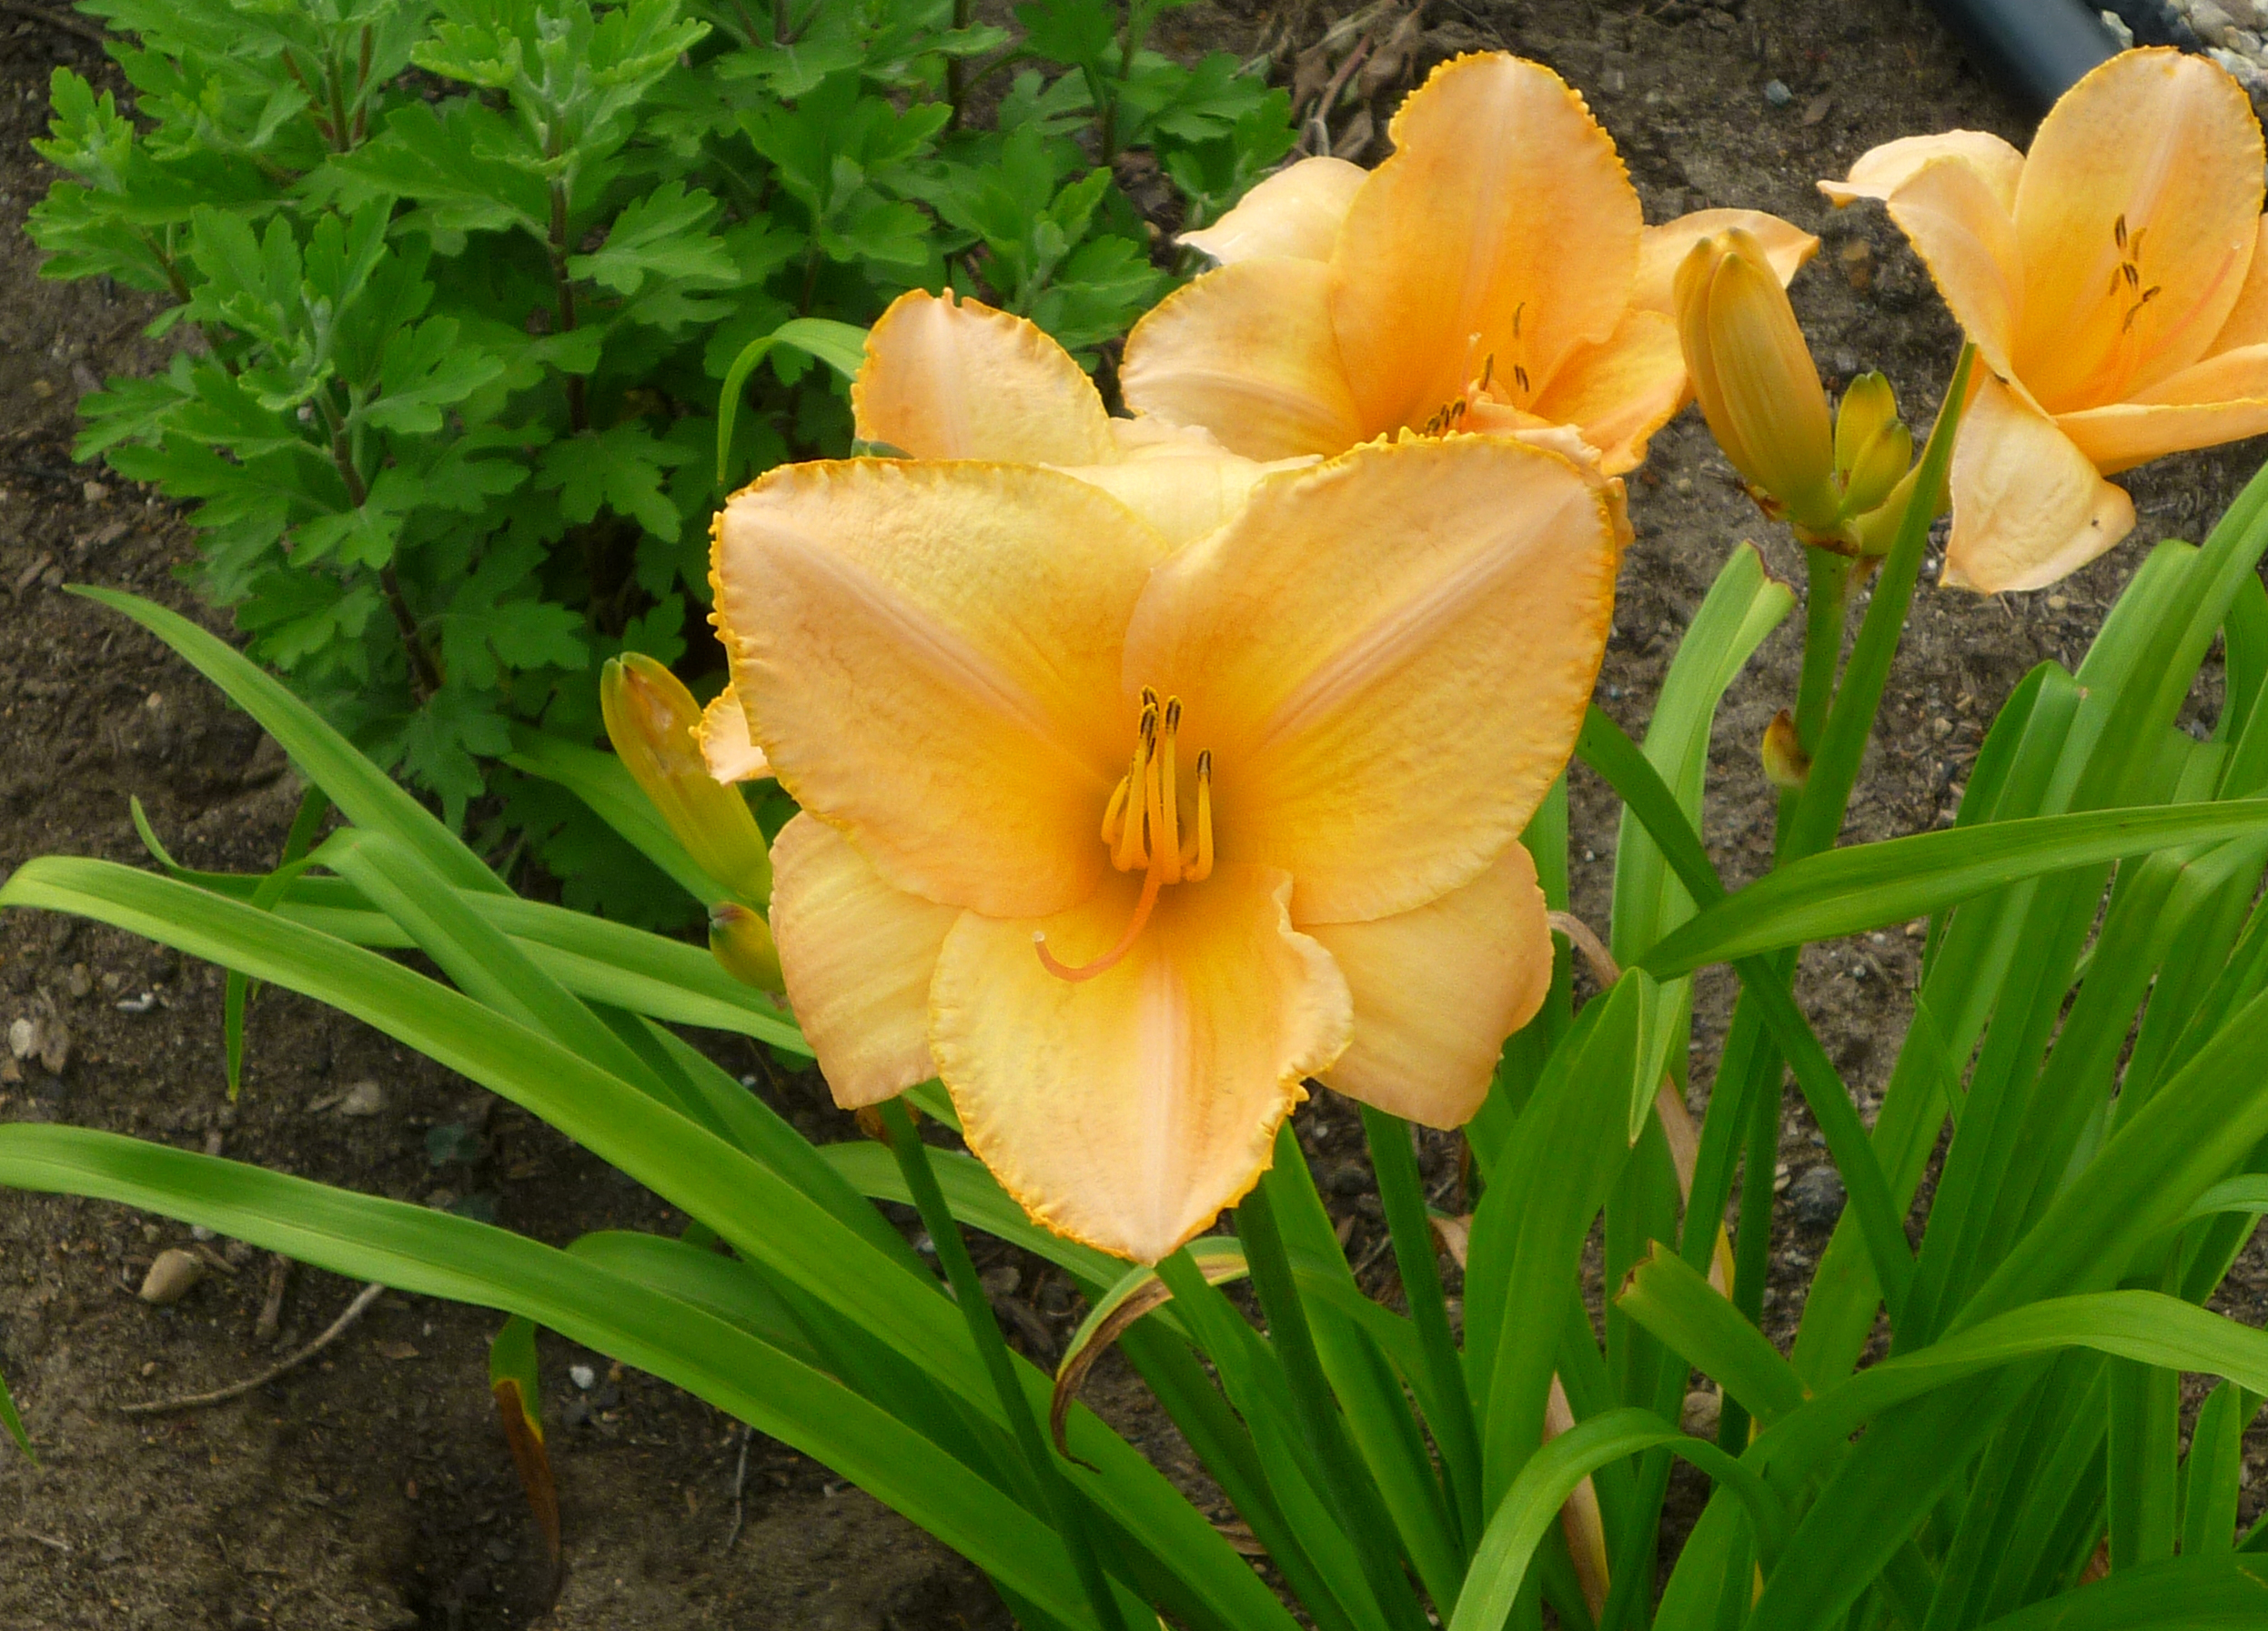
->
115;992;157;1015
1682;1388;1721;1437
79;481;107;505
66;964;89;1000
1789;1165;1847;1230
570;1364;598;1391
138;1248;206;1305
6;1019;31;1061
2046;594;2070;611
1840;239;1873;294
337;1080;387;1117
1762;79;1792;108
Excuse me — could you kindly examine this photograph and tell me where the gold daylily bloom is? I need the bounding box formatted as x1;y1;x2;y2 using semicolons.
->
1820;47;2268;592
695;288;1285;786
1676;228;1914;545
711;432;1623;1262
1119;52;1817;473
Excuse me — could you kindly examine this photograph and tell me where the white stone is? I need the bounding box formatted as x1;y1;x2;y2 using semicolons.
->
2193;1;2239;45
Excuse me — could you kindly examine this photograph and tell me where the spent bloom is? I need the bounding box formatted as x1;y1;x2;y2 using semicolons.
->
1118;52;1815;474
1821;47;2268;592
706;298;1625;1261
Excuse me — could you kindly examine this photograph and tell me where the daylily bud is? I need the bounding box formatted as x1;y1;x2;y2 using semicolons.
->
1676;228;1840;537
601;654;774;908
1832;371;1898;473
709;901;784;993
1761;708;1810;790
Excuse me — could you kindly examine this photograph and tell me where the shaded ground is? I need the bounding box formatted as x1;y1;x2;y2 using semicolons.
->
2;0;2265;1626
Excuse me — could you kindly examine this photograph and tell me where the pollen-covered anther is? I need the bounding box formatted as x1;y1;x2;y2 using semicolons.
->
1036;691;1215;982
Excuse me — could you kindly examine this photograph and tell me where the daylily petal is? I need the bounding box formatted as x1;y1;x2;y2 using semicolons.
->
1119;258;1366;459
698;684;772;784
1180;156;1368;264
2011;47;2263;408
713;460;1170;917
1883;155;2025;387
1943;372;2136;594
1307;841;1552;1127
2059;342;2268;471
1528;307;1688;474
1632;209;1818;316
2207;217;2268;353
1818;130;2024;213
851;289;1118;465
930;864;1353;1263
1123;436;1618;925
769;815;959;1109
1053;452;1285;546
1331;53;1642;438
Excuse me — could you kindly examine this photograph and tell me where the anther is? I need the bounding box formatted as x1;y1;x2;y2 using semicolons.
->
1187;750;1215;882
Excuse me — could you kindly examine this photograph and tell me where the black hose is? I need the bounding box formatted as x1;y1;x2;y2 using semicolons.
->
1924;0;2122;112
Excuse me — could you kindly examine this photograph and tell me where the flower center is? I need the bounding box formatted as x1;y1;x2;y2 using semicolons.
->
1033;687;1215;982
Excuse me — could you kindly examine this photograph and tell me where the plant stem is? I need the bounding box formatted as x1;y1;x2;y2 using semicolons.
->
1360;1104;1482;1547
1794;547;1851;753
946;0;972;127
1240;1176;1434;1631
545;146;589;432
875;1099;1133;1631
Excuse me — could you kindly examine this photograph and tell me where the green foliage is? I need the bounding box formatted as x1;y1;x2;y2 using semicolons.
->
32;0;1294;919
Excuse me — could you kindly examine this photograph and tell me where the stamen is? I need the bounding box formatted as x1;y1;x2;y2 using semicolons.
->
1099;774;1132;849
1113;700;1158;871
1037;691;1213;980
1033;870;1164;982
1155;698;1183;884
1186;750;1214;882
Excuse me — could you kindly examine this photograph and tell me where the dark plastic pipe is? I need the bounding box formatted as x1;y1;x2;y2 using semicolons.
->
1926;0;2122;113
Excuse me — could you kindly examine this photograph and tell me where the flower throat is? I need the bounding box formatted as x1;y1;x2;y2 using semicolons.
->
1034;688;1214;982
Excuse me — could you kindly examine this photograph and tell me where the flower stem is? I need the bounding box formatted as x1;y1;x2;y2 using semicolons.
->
1241;1175;1435;1631
1360;1104;1482;1547
874;1098;1133;1631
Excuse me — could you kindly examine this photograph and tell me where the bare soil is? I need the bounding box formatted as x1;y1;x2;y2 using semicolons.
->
3;1;2266;1626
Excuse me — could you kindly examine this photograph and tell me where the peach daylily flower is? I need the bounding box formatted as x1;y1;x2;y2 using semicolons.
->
696;289;1283;786
711;429;1623;1262
1119;52;1816;473
1820;48;2268;592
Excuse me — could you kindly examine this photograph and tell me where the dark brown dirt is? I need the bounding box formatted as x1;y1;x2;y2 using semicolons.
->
3;1;2266;1626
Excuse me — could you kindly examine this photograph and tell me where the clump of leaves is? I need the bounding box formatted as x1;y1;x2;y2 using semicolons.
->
33;0;1295;922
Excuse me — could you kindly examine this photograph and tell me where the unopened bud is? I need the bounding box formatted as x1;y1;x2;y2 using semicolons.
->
709;901;783;993
1761;709;1810;791
1676;228;1840;536
602;655;773;908
1832;370;1913;520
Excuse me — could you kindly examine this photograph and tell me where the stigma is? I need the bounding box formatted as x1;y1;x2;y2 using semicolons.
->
1034;688;1215;982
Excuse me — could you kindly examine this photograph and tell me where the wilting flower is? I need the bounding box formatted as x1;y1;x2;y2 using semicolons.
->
1677;228;1913;546
1118;52;1816;473
1820;47;2268;592
711;428;1623;1261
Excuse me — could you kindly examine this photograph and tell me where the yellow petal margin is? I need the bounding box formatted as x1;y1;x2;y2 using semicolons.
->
1123;435;1619;926
769;816;960;1108
930;864;1352;1264
712;460;1169;919
1309;841;1552;1127
852;289;1118;464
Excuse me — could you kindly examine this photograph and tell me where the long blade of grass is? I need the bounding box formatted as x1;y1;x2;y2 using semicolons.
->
1642;800;2268;977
